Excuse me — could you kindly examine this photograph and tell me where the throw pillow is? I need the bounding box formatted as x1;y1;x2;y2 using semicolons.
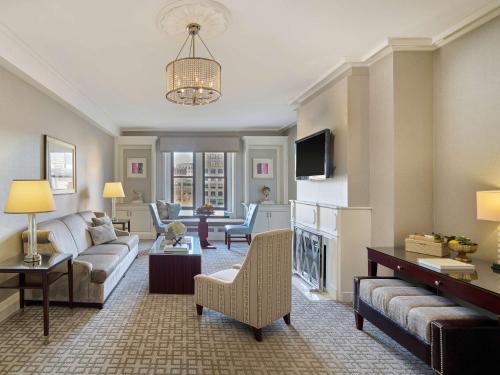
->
91;215;112;227
88;222;117;245
156;200;170;220
169;203;182;219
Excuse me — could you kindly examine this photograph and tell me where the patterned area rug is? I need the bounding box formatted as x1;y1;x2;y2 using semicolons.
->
0;242;432;374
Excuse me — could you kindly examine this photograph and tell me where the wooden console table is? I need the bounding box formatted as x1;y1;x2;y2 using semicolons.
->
0;253;73;336
367;247;500;318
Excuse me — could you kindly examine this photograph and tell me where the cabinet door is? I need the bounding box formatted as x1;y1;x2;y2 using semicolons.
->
115;210;129;220
252;211;269;233
130;209;152;233
269;210;291;230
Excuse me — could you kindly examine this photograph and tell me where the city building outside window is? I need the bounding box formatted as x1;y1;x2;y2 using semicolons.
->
171;152;194;208
203;152;226;210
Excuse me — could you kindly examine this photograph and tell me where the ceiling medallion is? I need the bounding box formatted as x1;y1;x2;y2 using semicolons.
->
165;23;221;105
157;0;231;39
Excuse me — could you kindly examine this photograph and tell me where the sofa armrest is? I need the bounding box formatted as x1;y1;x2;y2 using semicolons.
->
431;319;500;374
94;211;107;218
114;229;130;237
21;230;60;256
22;230;54;244
231;264;242;270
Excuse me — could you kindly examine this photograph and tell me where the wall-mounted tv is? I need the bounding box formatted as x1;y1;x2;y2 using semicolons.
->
295;129;333;180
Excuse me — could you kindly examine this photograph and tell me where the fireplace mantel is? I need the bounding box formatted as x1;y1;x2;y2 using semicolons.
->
290;200;372;302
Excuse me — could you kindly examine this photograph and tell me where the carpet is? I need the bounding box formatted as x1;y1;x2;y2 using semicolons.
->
0;242;431;374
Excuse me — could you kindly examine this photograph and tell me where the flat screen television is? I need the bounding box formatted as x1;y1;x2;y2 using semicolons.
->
295;129;333;180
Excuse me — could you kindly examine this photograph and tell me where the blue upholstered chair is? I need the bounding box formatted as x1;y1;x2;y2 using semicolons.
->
148;203;166;238
224;204;259;249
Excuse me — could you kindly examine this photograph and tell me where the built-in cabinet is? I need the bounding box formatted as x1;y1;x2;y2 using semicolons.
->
291;200;371;302
115;203;155;239
252;204;291;234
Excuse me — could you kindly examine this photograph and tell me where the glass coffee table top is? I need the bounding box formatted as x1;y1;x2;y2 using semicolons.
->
150;235;202;256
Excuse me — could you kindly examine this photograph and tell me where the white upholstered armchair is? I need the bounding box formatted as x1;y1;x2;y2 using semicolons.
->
194;229;293;341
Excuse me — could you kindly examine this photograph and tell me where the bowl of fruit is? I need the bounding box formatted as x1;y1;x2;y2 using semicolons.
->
196;204;215;216
448;236;478;263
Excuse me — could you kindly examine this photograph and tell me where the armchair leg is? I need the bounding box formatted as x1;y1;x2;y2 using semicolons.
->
246;234;252;245
283;313;291;325
224;232;227;245
252;327;262;342
354;312;364;330
196;304;203;316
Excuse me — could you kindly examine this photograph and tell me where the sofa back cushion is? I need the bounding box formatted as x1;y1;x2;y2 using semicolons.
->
37;219;78;258
60;213;93;253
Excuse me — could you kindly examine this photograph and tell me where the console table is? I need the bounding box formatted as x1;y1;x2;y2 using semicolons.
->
367;247;500;318
0;253;73;336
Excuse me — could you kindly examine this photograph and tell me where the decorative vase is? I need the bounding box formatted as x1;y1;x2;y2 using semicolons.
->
448;243;478;263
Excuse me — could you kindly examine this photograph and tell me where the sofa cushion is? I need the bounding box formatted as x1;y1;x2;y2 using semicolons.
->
60;213;93;253
81;244;129;261
88;222;118;245
209;268;239;282
37;219;78;257
359;279;411;305
372;286;432;313
387;295;456;328
76;254;121;283
109;235;139;251
407;306;485;344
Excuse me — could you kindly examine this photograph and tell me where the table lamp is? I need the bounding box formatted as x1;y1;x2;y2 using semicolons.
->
476;191;500;271
4;180;56;263
103;182;125;220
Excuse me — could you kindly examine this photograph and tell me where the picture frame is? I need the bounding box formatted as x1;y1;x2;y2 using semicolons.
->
127;158;147;179
252;158;274;179
44;135;77;195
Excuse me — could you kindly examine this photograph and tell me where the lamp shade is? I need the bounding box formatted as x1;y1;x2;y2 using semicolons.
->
103;182;125;198
4;180;56;214
477;191;500;222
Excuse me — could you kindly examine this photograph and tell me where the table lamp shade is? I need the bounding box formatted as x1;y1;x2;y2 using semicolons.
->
103;182;125;198
4;180;56;214
477;191;500;222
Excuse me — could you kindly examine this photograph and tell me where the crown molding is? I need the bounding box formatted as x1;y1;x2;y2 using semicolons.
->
0;22;118;136
290;4;500;107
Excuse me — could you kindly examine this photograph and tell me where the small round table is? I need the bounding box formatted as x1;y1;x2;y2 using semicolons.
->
196;215;216;249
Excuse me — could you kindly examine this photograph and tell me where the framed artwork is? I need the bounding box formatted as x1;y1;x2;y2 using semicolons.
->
44;135;76;195
253;158;274;179
127;158;147;178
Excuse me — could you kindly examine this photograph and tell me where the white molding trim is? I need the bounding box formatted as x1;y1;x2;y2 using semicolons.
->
0;22;118;136
290;4;500;107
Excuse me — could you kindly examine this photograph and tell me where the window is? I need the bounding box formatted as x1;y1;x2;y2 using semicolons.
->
203;152;226;210
171;152;194;208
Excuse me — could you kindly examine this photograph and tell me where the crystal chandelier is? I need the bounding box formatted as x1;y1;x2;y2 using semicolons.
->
166;23;221;105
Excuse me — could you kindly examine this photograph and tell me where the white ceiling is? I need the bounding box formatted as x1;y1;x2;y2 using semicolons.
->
0;0;496;133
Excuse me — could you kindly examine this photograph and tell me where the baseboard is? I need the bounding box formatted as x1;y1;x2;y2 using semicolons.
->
341;291;354;303
0;292;19;323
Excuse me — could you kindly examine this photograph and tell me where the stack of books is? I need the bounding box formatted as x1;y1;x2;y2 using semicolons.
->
417;258;475;273
163;243;190;254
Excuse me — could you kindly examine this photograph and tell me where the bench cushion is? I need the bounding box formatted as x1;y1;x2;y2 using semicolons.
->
388;295;456;328
408;306;485;343
109;235;139;251
77;254;121;283
372;287;432;313
359;279;411;305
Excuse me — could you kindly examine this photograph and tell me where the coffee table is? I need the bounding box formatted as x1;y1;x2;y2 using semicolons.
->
0;253;73;336
149;236;201;294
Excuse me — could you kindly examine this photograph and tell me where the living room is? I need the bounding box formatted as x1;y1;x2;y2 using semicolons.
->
1;1;500;374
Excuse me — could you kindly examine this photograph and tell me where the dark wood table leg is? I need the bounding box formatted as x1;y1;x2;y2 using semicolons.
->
42;272;49;336
368;259;378;277
19;273;25;309
198;217;216;249
68;259;73;308
127;221;130;232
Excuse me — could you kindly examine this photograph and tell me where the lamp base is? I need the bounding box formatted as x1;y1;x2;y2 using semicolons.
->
492;263;500;273
24;253;41;263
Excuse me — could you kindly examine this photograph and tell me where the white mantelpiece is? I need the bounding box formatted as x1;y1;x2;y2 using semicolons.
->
291;200;371;302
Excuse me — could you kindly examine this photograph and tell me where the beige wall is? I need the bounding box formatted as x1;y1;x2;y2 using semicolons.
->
433;16;500;262
0;65;113;309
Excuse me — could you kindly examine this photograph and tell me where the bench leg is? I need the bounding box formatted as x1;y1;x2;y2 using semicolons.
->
354;312;364;330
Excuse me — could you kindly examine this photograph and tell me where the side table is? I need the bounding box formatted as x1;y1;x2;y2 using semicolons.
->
0;253;73;336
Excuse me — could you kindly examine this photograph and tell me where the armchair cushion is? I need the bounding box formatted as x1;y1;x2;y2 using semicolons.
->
209;268;239;282
224;224;251;234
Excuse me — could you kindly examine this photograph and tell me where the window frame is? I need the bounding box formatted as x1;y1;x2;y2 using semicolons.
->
202;152;227;211
171;152;196;209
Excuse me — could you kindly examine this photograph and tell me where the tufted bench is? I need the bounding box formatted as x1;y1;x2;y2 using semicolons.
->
353;277;500;374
